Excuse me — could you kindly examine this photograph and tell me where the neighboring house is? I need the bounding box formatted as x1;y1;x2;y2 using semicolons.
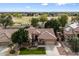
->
0;33;10;46
0;28;17;46
64;22;79;40
27;26;57;45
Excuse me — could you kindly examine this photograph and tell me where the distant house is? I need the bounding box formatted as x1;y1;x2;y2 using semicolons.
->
27;26;57;45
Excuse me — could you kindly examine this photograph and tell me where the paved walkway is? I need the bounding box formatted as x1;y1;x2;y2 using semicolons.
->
61;42;75;55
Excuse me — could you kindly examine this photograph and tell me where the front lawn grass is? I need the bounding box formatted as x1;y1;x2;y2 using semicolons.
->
19;47;46;55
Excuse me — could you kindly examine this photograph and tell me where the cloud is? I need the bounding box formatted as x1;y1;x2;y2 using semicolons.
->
54;0;79;6
41;3;48;6
56;3;67;6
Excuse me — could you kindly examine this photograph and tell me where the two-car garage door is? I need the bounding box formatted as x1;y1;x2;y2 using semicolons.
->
0;42;9;46
45;39;56;45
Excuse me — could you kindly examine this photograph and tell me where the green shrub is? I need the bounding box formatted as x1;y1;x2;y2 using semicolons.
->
10;50;16;54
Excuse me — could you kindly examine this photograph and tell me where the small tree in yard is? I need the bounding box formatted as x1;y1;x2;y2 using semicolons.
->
11;28;29;47
58;15;68;27
39;14;48;23
0;14;13;28
45;19;60;36
31;18;39;27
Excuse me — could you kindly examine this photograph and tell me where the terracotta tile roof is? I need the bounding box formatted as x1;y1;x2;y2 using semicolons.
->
0;26;57;42
0;33;10;42
27;27;57;41
27;26;36;34
28;27;55;35
0;29;18;37
38;31;57;40
32;29;41;35
4;29;18;38
37;28;55;35
64;27;79;35
74;27;79;32
28;26;35;30
64;30;73;35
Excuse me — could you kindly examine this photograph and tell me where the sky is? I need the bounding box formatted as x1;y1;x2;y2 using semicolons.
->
0;3;79;12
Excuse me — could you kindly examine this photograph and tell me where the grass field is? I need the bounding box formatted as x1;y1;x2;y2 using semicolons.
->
19;47;46;55
12;16;72;26
12;16;32;25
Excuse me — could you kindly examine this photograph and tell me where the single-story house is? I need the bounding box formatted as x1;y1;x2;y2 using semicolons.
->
0;26;57;46
27;26;57;45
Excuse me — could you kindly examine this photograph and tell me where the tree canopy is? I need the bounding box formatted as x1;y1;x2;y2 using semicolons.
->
0;14;13;28
11;28;28;45
12;13;22;18
58;15;68;27
75;15;79;23
39;14;48;22
45;19;60;35
31;18;39;27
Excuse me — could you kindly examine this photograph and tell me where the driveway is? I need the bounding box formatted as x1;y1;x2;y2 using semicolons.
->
45;42;61;56
0;46;10;56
